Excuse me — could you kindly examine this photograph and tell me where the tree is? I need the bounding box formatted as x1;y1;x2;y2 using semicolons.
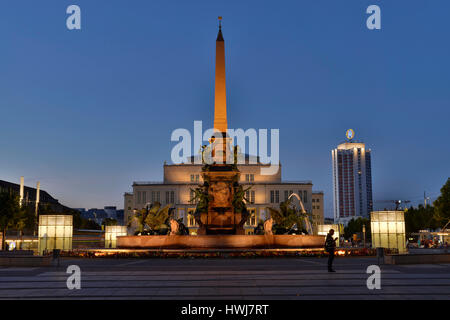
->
344;217;371;241
266;198;310;234
404;205;438;234
102;218;118;227
0;190;24;249
21;204;39;232
434;178;450;225
80;219;101;230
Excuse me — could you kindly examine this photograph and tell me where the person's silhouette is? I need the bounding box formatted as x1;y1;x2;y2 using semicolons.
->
325;229;337;272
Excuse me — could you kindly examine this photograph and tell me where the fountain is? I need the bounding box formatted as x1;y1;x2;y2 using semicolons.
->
117;18;325;251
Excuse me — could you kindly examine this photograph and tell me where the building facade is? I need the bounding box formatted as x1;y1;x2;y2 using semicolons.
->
331;141;373;225
124;160;323;234
77;206;125;226
311;191;324;232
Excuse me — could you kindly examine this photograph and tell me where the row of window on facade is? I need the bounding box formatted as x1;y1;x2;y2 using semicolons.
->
190;174;200;183
245;190;255;204
270;190;309;204
136;189;316;206
136;191;175;205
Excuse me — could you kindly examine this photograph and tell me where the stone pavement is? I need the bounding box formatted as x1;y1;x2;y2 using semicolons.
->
0;257;449;299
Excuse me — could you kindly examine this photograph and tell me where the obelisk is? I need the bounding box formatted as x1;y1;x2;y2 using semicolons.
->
213;16;227;133
211;17;233;164
197;18;246;235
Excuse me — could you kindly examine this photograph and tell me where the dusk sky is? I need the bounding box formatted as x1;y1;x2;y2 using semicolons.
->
1;1;449;217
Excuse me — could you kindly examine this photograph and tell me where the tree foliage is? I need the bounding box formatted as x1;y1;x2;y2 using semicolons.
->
102;218;118;227
344;217;371;240
0;190;26;248
80;219;101;230
0;190;24;231
404;205;439;234
434;178;450;224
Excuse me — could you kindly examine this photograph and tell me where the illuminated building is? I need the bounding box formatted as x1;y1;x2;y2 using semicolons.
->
105;226;127;248
311;191;324;234
370;211;406;254
38;215;73;254
331;133;373;225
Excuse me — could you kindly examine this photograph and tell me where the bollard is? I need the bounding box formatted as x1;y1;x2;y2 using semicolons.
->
52;249;61;267
376;247;384;265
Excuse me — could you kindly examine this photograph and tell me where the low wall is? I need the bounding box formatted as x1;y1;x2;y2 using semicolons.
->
385;254;450;265
117;234;325;249
408;248;449;255
0;255;52;267
0;250;35;257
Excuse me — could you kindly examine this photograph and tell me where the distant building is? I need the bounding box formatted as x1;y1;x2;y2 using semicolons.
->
115;210;124;224
311;191;324;232
331;135;373;225
324;217;335;225
77;206;124;225
104;206;117;219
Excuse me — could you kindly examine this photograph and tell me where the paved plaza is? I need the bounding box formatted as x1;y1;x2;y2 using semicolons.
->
0;257;449;299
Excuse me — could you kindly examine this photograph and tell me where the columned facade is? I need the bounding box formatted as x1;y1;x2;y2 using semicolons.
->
124;161;321;234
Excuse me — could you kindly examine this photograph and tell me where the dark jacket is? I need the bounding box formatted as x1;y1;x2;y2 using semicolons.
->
325;234;336;252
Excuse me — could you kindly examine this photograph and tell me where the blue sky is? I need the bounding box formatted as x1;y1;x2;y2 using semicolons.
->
0;1;449;217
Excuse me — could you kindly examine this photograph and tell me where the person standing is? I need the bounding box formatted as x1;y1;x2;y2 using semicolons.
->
325;229;337;272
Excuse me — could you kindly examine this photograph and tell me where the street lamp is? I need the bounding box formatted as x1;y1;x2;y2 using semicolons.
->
363;224;366;248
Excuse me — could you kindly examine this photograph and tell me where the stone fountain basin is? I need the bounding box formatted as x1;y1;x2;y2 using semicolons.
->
117;235;325;249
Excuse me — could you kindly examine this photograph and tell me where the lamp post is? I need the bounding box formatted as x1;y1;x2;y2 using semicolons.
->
34;181;40;237
363;224;366;248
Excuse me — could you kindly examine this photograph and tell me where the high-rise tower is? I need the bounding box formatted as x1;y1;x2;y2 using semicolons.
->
331;130;373;225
